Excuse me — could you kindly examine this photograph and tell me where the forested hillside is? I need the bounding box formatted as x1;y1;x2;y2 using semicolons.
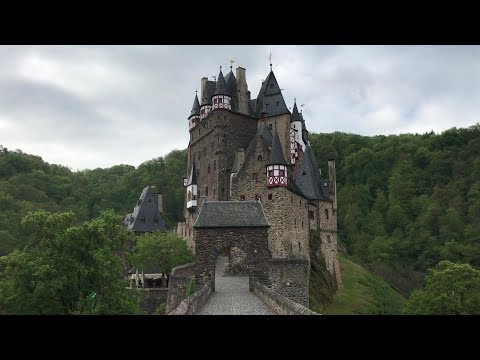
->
0;149;186;255
311;123;480;296
1;123;479;299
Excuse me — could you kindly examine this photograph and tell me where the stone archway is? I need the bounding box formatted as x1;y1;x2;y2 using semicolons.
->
194;228;272;291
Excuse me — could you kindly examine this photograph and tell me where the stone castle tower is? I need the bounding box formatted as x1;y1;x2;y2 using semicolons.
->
177;64;342;289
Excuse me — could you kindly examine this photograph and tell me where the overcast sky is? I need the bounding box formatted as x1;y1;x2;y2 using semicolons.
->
0;45;479;170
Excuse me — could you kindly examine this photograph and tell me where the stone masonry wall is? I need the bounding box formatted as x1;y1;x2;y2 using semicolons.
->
231;137;310;260
194;226;271;287
257;258;310;307
168;280;213;315
181;111;258;250
166;262;196;313
252;281;318;315
318;200;342;289
140;288;168;315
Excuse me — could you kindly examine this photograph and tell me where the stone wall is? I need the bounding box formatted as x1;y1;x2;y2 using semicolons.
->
166;262;196;313
182;111;258;250
194;226;271;287
231;141;310;260
317;200;342;289
255;258;310;307
168;280;213;315
252;281;318;315
140;288;168;315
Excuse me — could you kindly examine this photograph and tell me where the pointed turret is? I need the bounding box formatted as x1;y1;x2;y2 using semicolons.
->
212;67;232;111
186;162;198;210
289;99;307;161
290;101;302;122
266;126;288;188
255;70;290;118
188;92;201;130
225;69;238;111
200;80;215;120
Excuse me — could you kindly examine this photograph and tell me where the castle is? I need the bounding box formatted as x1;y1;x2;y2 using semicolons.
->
176;63;343;290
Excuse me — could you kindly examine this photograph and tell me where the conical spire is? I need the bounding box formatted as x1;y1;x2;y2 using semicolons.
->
190;92;200;117
268;125;288;166
214;67;229;96
291;99;302;122
295;145;323;200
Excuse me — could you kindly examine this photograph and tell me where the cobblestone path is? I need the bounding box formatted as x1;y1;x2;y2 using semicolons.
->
197;256;274;315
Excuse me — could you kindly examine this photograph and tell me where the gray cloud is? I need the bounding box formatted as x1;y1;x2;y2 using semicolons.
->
0;45;479;170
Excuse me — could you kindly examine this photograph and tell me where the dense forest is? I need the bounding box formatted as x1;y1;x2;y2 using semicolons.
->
1;123;480;303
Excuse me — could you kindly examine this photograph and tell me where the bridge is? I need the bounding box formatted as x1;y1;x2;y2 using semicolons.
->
197;256;273;315
167;202;318;315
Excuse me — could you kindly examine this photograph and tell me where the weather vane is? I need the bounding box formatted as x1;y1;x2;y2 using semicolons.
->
269;53;272;70
229;59;235;70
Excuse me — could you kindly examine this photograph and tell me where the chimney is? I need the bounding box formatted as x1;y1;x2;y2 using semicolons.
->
156;193;163;216
327;159;337;211
236;67;250;115
200;77;208;103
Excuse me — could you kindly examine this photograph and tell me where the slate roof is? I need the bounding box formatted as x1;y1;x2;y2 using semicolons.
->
291;102;302;122
254;71;290;118
187;162;197;186
295;146;329;200
267;127;288;166
225;70;237;97
214;69;229;96
190;93;200;117
201;81;216;106
124;186;166;232
193;201;270;228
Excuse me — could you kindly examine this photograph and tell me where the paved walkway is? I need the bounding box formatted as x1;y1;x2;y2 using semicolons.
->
197;256;274;315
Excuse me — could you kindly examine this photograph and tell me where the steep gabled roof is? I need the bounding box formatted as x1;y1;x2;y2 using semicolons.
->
267;126;288;166
125;186;166;232
225;70;237;97
295;146;329;200
193;201;270;228
254;70;290;118
214;69;229;96
190;93;200;117
187;162;197;186
201;81;216;106
291;101;302;122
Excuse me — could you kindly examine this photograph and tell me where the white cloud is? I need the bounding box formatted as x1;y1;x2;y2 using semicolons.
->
1;45;480;170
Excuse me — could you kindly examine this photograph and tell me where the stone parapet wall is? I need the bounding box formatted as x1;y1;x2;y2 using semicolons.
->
166;262;196;313
252;281;318;315
168;280;213;315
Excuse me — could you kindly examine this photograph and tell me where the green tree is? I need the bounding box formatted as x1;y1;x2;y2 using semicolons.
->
131;232;194;282
403;261;480;315
0;209;142;315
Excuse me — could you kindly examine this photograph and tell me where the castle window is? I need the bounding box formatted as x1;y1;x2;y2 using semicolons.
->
252;173;258;181
301;221;304;228
294;219;296;226
193;194;196;200
309;210;314;219
257;155;262;162
265;103;269;108
268;170;274;177
205;186;209;196
298;242;301;253
255;194;262;202
213;188;216;195
269;124;272;130
199;128;201;135
276;101;279;106
213;160;216;171
221;188;224;195
208;165;211;174
327;235;331;243
148;198;152;202
325;209;329;220
270;83;274;88
188;191;192;201
240;195;246;201
279;169;285;177
268;193;272;200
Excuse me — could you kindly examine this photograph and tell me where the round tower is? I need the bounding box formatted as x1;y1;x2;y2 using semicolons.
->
266;125;288;188
212;67;232;111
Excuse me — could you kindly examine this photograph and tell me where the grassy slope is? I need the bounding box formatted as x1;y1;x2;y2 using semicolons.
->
322;255;406;315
